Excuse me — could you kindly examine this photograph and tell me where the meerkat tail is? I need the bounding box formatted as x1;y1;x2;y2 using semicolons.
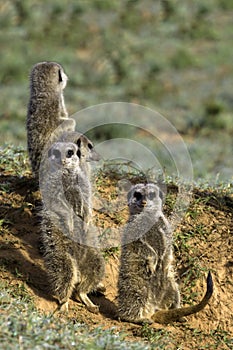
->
152;272;213;324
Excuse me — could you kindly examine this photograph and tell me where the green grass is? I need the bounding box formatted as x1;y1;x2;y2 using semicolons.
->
0;145;31;175
137;324;172;347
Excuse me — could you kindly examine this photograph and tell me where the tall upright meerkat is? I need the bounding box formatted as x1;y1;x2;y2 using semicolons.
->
118;183;213;324
27;61;75;178
41;142;105;313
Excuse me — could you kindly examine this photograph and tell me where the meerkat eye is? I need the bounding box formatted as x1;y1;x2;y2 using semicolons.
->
58;69;63;82
134;192;142;201
148;192;156;200
53;149;61;159
77;149;81;158
88;142;93;150
66;149;74;158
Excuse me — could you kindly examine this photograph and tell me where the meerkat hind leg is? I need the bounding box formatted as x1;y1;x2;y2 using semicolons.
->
53;299;69;315
131;317;153;325
119;315;153;325
119;306;154;325
75;292;100;314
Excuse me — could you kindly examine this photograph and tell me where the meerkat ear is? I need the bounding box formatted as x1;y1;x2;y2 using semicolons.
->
127;187;134;204
53;149;61;159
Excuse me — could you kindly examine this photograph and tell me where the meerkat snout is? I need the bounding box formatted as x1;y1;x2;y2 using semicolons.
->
141;199;147;207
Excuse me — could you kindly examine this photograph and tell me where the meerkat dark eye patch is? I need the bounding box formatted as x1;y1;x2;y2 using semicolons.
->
53;149;61;158
134;192;143;201
58;69;63;82
76;138;81;147
88;142;93;150
66;149;74;158
148;192;156;200
77;149;81;158
159;189;164;201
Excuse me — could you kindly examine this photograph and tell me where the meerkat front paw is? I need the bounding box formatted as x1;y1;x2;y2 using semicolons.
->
78;292;100;314
53;300;69;314
95;282;106;294
87;304;100;314
146;256;157;275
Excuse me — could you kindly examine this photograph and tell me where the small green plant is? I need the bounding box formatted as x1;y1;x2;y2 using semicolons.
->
210;328;233;349
161;0;176;20
170;48;196;70
137;324;173;348
103;246;119;260
218;0;233;10
0;218;12;229
0;146;30;176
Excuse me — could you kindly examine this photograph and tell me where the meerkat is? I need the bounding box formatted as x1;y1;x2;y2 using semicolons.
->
27;61;75;179
40;142;92;241
117;183;213;324
41;142;105;313
59;131;101;177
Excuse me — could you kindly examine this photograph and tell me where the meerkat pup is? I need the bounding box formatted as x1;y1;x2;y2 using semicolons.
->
118;183;213;324
27;61;75;178
41;142;105;313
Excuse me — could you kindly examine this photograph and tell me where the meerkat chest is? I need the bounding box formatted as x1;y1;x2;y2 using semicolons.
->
62;171;80;195
144;213;170;252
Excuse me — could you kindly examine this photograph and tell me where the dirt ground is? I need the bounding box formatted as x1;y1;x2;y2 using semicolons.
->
0;168;232;349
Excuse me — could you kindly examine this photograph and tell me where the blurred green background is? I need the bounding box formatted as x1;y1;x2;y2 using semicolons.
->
0;0;232;183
